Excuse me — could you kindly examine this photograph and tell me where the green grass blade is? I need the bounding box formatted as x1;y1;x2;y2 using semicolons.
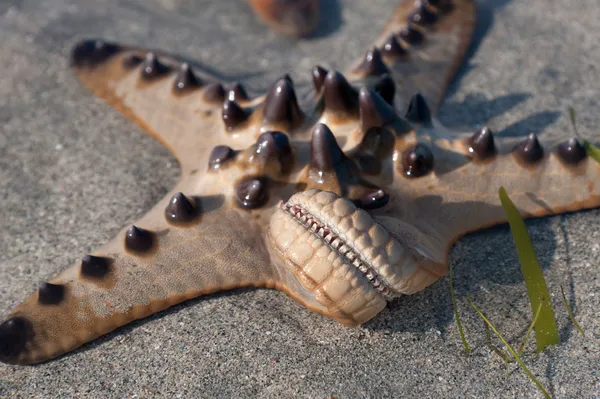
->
519;302;543;355
484;317;512;365
560;285;585;336
449;261;470;354
498;187;559;353
467;297;553;399
583;140;600;164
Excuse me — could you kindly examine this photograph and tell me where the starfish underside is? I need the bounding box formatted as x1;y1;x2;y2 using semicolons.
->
1;0;599;365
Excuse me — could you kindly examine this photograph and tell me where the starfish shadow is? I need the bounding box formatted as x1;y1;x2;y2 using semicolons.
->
439;1;563;143
495;111;563;138
305;0;343;39
439;92;532;129
438;93;562;145
445;0;515;96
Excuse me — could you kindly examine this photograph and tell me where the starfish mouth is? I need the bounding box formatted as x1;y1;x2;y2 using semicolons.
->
270;189;412;302
280;200;395;299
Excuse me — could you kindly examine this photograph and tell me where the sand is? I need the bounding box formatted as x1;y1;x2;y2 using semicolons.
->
0;0;599;397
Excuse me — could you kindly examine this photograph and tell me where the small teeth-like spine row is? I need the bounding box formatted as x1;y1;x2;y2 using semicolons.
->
358;0;455;70
282;202;393;298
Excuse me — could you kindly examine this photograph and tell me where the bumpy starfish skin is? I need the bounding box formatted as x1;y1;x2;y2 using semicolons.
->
1;0;599;365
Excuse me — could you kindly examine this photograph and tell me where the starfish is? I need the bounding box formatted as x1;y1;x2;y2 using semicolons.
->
1;0;599;366
247;0;320;37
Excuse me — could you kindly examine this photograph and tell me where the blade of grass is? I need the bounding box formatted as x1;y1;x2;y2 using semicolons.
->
449;261;470;354
467;297;553;399
560;285;585;336
483;316;512;366
498;187;559;353
582;140;600;164
518;302;543;355
568;106;600;164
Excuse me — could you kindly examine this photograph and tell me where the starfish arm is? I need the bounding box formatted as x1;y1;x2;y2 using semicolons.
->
389;127;600;271
0;182;277;365
344;0;477;113
248;0;320;37
70;40;247;175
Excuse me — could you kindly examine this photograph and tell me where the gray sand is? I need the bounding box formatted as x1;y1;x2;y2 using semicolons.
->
1;0;599;398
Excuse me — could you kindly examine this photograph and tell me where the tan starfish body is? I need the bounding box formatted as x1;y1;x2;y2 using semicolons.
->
1;0;599;365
